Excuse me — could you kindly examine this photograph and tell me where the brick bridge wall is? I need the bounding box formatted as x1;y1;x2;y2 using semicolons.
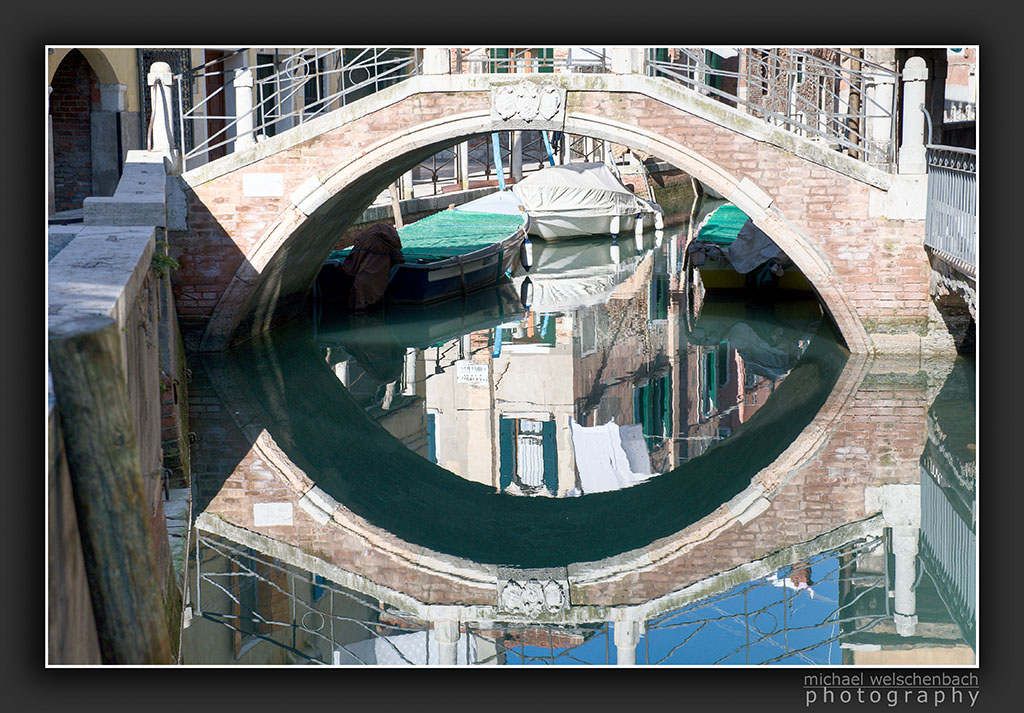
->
169;75;932;355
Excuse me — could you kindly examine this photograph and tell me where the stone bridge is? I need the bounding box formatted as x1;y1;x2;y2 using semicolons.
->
167;69;942;356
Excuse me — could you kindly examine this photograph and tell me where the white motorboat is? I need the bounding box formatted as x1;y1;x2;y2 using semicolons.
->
511;161;664;241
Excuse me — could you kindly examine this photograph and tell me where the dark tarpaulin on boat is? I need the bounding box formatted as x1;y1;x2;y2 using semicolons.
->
725;219;787;274
340;223;405;311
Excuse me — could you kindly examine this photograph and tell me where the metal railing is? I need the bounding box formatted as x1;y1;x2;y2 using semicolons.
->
453;47;610;74
172;47;902;177
176;48;419;167
644;48;899;165
924;142;977;276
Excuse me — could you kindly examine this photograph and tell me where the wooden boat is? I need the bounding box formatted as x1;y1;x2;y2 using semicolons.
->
510;161;664;241
318;191;530;308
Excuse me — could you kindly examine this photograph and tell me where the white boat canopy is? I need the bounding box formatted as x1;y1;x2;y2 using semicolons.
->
511;162;656;220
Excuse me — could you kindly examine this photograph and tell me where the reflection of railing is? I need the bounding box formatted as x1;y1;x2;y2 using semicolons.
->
192;531;910;665
919;468;976;648
194;533;433;665
924;142;977;276
644;48;898;165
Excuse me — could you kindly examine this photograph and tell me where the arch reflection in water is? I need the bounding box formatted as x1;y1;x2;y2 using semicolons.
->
315;233;826;499
185;228;975;664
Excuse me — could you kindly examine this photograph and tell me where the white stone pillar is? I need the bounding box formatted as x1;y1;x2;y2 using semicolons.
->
898;56;928;175
402;348;418;396
892;525;919;637
400;170;414;200
613;611;644;665
433;616;460;665
510;131;523;182
423;47;450;75
610;47;642;75
459;141;470;190
147;62;176;157
866;483;921;638
234;67;256;150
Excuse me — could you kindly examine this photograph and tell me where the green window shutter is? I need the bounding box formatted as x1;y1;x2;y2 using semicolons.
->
542;420;558;493
539;47;554;73
490;48;509;73
499;417;514;489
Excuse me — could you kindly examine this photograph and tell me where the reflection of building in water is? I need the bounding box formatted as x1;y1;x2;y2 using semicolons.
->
318;233;821;497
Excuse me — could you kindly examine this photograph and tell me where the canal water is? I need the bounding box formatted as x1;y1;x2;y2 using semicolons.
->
181;221;976;666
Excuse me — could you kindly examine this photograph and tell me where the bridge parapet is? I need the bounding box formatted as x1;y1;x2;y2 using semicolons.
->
171;47;901;175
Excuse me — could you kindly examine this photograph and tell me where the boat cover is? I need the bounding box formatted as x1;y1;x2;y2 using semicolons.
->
511;162;655;219
396;209;526;261
725;219;787;274
337;223;405;311
696;203;750;245
570;418;653;494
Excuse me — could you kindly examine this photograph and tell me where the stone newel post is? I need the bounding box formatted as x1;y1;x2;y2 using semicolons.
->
898;56;928;175
234;67;256;150
613;610;644;665
422;48;450;75
432;612;461;665
147;62;176;160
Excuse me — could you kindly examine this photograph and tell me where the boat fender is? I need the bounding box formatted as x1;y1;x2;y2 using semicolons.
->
610;215;620;236
610;239;620;265
520;277;533;309
634;213;644;238
654;211;664;230
520;237;533;271
635;233;644;255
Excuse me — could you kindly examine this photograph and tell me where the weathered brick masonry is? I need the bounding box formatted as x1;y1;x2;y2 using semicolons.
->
170;82;928;353
170;93;490;345
571;93;930;334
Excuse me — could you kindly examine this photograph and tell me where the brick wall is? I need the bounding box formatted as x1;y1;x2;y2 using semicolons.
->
171;86;928;351
50;50;97;212
571;93;931;335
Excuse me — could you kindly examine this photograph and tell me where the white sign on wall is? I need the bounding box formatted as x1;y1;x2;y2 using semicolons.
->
253;502;293;526
456;360;489;386
243;173;284;197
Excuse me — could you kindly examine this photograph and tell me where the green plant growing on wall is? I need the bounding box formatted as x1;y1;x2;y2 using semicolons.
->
151;240;180;279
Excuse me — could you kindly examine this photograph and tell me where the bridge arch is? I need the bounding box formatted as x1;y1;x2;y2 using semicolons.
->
199;98;870;353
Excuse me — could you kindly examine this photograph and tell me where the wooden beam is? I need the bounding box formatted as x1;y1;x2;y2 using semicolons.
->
48;315;173;664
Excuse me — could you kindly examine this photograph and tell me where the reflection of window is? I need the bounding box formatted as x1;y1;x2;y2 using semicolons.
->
499;417;558;494
701;350;717;418
579;308;597;357
634;374;672;450
232;555;286;659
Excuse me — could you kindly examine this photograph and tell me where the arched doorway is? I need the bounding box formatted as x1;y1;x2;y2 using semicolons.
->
50;49;97;213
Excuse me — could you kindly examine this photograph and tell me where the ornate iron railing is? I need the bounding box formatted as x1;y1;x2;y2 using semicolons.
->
453;47;610;74
173;47;902;176
176;48;419;168
924;143;977;276
643;48;899;165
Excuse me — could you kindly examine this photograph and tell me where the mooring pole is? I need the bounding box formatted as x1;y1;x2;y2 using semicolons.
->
48;315;173;664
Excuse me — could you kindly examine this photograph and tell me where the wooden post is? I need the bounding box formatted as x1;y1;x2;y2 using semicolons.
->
48;316;173;664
